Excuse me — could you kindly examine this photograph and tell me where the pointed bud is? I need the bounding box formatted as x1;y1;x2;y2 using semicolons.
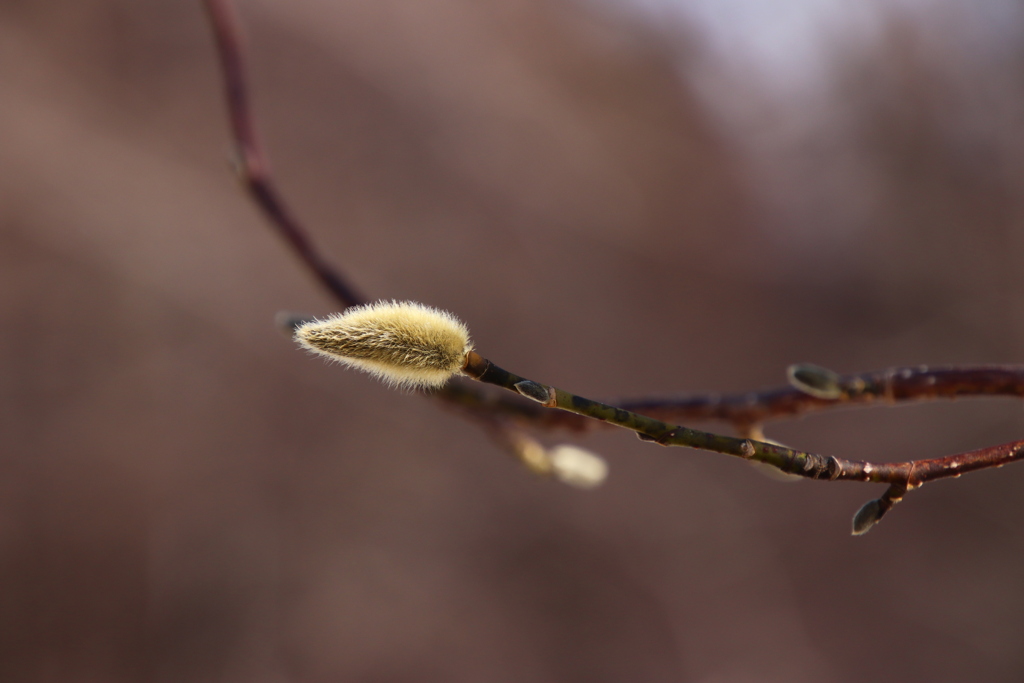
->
295;301;472;389
851;498;884;535
787;363;843;400
514;380;552;404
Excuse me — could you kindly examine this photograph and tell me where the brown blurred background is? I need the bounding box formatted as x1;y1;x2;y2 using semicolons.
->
3;0;1024;681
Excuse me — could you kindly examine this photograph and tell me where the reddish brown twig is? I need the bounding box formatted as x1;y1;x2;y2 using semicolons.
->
203;0;363;308
460;351;1024;532
845;438;1024;533
619;364;1024;427
440;364;1024;436
201;0;1024;533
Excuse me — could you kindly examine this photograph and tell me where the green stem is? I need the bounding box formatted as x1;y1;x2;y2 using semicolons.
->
462;351;849;481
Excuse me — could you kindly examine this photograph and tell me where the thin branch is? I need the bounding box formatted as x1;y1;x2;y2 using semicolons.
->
202;0;548;459
621;364;1024;428
203;0;364;308
461;351;1024;532
202;0;1024;533
204;0;1024;435
442;364;1024;437
462;352;845;480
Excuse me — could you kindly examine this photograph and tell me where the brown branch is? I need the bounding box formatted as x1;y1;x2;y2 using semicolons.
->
461;353;1024;490
203;0;364;308
441;363;1024;437
201;0;1024;533
202;0;1024;434
621;364;1024;428
462;351;1024;533
202;0;558;453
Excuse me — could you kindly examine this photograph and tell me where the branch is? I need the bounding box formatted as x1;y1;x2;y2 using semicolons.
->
201;0;581;444
438;363;1024;438
461;351;1024;534
622;363;1024;428
203;0;364;308
202;0;1024;534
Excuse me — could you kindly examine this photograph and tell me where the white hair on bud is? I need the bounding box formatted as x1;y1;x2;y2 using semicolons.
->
294;301;472;389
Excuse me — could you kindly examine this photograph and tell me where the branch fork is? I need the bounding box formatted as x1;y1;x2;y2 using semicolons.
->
203;0;1024;534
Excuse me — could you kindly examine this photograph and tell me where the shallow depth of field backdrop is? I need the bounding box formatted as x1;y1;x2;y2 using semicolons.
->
4;1;1024;681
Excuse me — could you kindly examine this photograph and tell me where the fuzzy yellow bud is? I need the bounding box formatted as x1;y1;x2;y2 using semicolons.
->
294;301;473;389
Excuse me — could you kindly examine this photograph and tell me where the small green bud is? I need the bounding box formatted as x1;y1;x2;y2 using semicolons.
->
787;363;844;400
514;380;552;404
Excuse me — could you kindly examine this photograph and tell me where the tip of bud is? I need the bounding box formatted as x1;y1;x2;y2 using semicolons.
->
294;301;472;389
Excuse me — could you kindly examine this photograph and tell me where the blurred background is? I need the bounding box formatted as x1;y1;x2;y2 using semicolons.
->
3;0;1024;680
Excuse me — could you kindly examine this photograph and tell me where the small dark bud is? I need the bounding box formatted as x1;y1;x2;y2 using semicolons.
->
852;498;884;535
788;363;843;400
515;380;551;404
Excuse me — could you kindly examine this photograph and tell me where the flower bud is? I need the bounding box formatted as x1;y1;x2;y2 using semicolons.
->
548;445;608;489
295;301;472;389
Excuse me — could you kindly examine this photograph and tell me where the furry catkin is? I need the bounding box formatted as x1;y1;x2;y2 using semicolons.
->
294;301;472;388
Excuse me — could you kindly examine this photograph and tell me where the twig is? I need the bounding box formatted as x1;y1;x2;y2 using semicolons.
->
202;0;1024;533
622;364;1024;429
202;0;571;445
461;351;1024;533
202;0;541;431
203;0;1024;432
440;363;1024;436
203;0;363;308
